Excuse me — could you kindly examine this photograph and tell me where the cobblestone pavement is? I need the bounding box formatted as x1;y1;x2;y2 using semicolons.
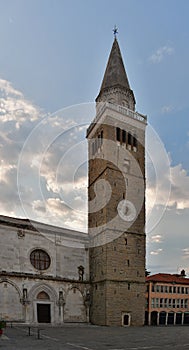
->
1;324;189;350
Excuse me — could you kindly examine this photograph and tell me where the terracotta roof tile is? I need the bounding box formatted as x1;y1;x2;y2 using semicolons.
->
146;273;189;285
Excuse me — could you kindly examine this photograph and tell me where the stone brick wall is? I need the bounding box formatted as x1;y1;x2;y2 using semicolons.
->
88;106;146;326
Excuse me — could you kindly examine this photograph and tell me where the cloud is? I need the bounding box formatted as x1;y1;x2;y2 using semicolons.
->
150;248;163;256
151;235;163;243
161;105;174;114
149;46;174;63
169;165;189;209
0;78;43;216
32;197;87;231
0;79;41;128
0;80;92;232
182;248;189;257
147;161;189;213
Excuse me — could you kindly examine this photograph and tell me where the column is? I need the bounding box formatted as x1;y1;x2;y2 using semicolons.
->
148;312;151;326
173;312;176;325
157;312;160;326
165;312;168;326
182;312;184;325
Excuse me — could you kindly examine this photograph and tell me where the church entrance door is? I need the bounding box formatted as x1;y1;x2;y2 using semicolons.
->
37;304;51;323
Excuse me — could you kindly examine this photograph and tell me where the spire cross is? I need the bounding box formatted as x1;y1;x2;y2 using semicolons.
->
113;25;118;38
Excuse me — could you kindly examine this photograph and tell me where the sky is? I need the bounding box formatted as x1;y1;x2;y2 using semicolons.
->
0;0;189;275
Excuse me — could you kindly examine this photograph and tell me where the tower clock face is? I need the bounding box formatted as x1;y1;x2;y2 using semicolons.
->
117;200;137;222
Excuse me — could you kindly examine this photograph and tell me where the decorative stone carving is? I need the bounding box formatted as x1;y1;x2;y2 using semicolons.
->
17;229;25;238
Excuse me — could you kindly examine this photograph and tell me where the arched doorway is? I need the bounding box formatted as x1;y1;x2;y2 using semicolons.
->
184;312;189;324
37;291;51;323
151;311;158;326
159;311;166;325
29;283;58;324
176;312;182;325
167;312;174;325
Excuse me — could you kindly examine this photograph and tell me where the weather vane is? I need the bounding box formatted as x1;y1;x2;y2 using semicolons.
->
113;25;118;38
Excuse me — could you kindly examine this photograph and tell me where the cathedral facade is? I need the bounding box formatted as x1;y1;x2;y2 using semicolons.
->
0;37;146;326
0;215;90;324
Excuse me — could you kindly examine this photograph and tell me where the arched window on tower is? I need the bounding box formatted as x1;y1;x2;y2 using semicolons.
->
100;130;103;146
116;127;121;142
128;132;132;150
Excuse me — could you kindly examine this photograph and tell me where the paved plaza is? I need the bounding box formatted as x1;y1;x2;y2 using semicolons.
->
1;324;189;350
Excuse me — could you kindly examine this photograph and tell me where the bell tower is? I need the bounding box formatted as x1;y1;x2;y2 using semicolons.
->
87;36;147;326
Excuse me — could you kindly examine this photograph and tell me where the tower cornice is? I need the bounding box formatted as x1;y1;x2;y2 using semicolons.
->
86;102;147;137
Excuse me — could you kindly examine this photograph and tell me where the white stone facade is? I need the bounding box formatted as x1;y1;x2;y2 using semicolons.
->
0;215;90;324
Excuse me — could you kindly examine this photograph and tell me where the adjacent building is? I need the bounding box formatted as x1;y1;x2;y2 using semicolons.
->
146;272;189;326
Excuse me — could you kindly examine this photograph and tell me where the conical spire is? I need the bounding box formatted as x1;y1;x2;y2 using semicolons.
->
96;37;135;110
100;38;130;91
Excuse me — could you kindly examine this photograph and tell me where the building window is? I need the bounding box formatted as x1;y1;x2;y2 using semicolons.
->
116;127;121;142
128;283;130;290
173;286;176;293
161;285;164;293
182;287;185;294
30;249;51;270
177;286;180;293
122;129;126;143
169;286;172;293
156;285;160;293
100;130;103;146
122;313;130;326
165;286;168;293
92;130;103;155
